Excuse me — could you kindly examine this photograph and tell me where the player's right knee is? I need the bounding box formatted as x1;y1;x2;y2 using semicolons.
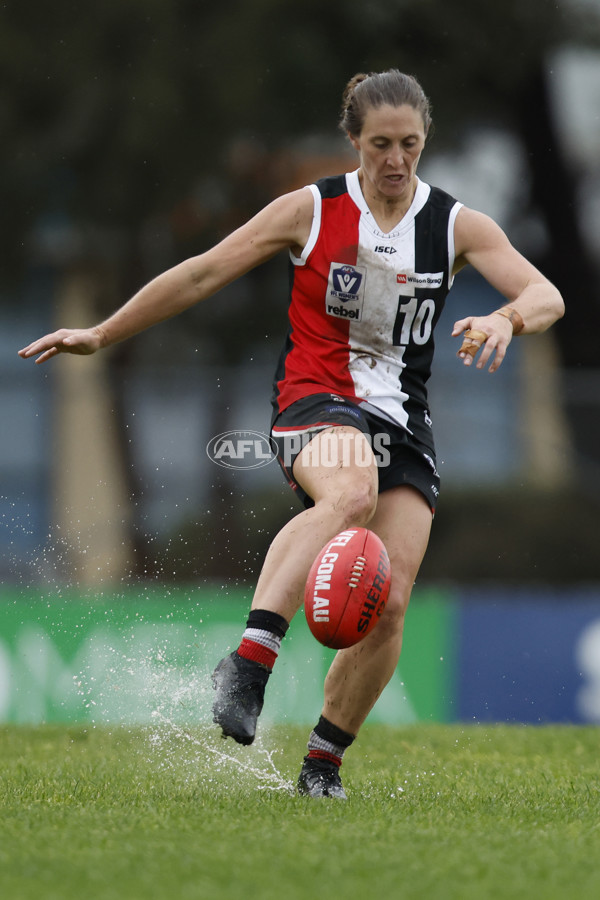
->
333;479;378;529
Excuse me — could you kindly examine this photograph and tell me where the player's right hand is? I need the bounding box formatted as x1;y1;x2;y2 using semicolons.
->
18;326;106;364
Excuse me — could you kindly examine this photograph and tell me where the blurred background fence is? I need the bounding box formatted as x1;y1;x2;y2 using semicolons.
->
1;0;600;724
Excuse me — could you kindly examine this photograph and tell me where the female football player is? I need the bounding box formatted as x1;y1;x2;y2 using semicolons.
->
20;70;564;798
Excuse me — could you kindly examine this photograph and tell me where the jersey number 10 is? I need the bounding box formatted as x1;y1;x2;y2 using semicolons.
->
392;297;436;346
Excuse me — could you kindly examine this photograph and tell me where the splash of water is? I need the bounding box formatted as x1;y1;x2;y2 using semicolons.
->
150;710;295;794
3;496;295;795
72;635;295;796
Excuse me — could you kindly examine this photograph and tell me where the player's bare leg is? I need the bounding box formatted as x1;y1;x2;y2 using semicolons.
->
320;485;432;735
251;426;379;620
212;426;379;745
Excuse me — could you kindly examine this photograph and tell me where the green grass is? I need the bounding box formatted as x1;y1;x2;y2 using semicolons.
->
1;723;599;900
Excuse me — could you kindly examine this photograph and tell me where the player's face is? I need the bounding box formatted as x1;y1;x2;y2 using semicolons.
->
349;103;426;203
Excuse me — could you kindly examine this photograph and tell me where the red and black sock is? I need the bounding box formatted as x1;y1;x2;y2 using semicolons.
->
306;715;356;768
237;609;289;671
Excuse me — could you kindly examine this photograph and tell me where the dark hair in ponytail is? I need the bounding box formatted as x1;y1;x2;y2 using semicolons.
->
340;70;432;137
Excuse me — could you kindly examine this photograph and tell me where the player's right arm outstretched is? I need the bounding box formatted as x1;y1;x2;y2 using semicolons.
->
19;188;314;365
18;326;105;364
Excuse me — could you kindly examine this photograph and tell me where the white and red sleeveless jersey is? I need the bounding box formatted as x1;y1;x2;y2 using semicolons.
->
271;170;463;448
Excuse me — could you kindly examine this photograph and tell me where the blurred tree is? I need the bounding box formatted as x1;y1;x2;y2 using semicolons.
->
4;0;596;299
3;0;598;336
346;0;600;487
2;0;599;580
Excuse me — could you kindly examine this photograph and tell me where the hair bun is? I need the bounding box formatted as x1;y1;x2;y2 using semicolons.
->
339;69;432;138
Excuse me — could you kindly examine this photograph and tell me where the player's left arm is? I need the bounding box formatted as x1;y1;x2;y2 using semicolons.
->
451;206;565;371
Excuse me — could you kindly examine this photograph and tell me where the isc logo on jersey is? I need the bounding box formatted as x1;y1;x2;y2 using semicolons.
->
326;263;366;322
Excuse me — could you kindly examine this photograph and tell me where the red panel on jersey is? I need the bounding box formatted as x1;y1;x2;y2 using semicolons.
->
274;191;361;414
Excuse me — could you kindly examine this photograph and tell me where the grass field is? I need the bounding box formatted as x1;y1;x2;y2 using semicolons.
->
1;722;599;900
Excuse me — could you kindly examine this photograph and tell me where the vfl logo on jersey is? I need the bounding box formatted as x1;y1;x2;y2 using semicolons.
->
327;263;366;321
397;271;444;288
331;264;364;298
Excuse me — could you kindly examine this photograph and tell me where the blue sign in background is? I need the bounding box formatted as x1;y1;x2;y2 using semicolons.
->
1;585;599;725
457;588;600;723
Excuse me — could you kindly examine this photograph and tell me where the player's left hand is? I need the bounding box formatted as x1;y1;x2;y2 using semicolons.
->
452;313;513;372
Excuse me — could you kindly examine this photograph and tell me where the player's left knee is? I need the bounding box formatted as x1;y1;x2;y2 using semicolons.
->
378;583;410;633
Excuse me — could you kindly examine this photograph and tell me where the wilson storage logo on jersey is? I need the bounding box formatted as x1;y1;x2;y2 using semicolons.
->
396;271;444;288
327;263;366;321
